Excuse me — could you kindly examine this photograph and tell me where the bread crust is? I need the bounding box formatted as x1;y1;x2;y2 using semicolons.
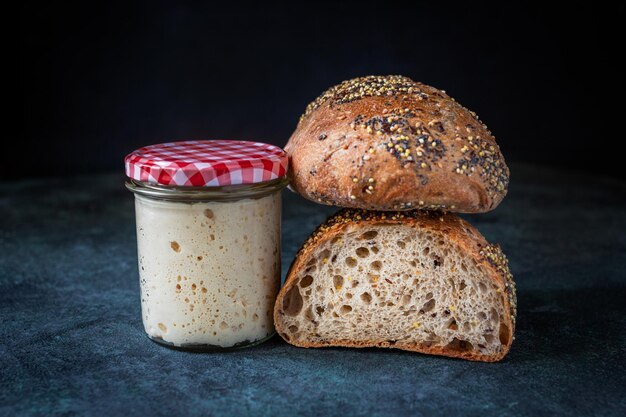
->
285;75;509;213
274;209;516;362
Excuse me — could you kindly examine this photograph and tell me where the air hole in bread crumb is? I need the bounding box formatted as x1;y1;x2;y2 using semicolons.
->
345;257;357;267
401;294;411;305
333;275;344;289
483;333;495;343
446;338;473;352
319;249;331;262
447;318;458;330
420;299;436;313
371;260;382;271
340;305;352;313
460;263;468;272
425;292;433;300
330;235;343;244
282;286;303;316
316;306;325;315
499;323;510;345
288;325;298;333
346;293;353;299
371;246;380;254
459;281;467;290
361;292;372;304
423;247;430;256
478;312;487;320
397;240;406;249
300;275;313;288
204;209;214;219
479;282;488;293
361;231;378;240
433;255;443;268
170;241;181;252
356;247;370;258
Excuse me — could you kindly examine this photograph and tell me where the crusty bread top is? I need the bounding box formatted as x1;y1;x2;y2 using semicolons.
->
292;208;516;330
286;75;509;213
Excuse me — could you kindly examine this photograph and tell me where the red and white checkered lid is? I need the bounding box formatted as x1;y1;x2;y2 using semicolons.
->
125;140;288;186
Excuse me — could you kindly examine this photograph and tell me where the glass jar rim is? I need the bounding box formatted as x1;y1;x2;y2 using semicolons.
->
126;177;289;202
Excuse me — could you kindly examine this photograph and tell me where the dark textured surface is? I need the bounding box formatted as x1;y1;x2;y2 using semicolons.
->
1;164;625;416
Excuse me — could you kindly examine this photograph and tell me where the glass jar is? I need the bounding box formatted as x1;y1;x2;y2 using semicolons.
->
125;140;288;350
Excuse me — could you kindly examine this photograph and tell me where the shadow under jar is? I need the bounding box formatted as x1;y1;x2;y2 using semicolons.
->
125;140;288;350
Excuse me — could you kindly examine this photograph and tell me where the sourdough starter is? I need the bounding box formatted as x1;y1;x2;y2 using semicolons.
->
135;193;281;348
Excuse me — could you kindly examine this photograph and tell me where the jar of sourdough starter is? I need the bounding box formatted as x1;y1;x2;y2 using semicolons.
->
125;140;288;350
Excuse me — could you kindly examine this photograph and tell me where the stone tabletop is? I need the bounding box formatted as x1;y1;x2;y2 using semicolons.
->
1;164;625;416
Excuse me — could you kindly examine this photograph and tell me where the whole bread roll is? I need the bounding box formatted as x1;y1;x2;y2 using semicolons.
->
285;75;509;213
274;209;517;362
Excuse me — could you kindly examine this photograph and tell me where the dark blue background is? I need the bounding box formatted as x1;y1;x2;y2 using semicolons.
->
19;1;625;179
1;165;625;416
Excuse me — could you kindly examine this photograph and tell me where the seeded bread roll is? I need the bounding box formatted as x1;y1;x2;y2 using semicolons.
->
285;75;509;213
274;209;517;362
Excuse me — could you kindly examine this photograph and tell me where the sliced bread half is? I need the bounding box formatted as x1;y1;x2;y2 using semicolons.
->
274;209;516;362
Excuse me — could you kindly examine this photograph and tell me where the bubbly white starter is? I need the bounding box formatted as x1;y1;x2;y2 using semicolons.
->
134;193;281;348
